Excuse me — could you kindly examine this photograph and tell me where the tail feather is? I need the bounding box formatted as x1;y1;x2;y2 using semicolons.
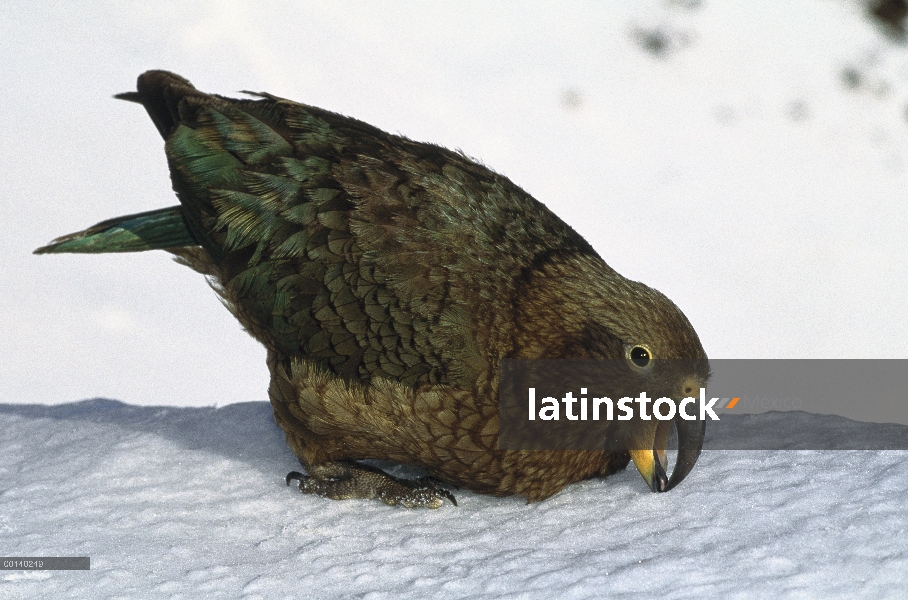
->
34;206;197;254
38;72;214;256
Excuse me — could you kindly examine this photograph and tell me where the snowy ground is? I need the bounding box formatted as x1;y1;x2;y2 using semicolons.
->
2;400;907;599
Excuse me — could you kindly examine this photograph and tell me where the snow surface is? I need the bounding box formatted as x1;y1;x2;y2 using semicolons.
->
2;400;907;598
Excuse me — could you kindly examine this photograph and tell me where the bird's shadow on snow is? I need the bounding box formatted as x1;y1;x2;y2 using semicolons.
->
0;398;297;472
704;412;908;449
0;398;650;505
2;399;906;501
3;400;908;464
0;398;448;485
0;398;512;508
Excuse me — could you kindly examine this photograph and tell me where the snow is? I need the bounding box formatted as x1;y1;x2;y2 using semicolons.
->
2;0;907;596
2;400;907;598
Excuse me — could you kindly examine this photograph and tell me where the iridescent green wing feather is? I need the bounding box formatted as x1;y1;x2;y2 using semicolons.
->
154;80;598;388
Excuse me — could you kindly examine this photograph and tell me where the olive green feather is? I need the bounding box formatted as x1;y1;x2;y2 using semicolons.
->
34;206;196;254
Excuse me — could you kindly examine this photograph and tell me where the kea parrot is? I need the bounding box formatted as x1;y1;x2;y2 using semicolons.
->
37;71;710;508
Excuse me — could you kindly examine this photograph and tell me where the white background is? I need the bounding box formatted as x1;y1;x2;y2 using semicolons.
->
3;1;907;408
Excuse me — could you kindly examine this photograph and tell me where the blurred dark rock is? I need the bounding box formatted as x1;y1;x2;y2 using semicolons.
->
868;0;907;40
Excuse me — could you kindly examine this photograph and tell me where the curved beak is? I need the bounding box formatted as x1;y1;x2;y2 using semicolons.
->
629;417;705;492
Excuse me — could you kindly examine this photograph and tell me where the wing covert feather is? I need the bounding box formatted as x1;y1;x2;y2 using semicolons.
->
164;92;596;388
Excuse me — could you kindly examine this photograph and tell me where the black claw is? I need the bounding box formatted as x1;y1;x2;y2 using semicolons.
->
441;489;458;507
286;471;307;487
414;475;458;506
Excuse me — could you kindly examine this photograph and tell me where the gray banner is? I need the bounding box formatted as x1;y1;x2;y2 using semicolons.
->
0;557;90;570
499;359;908;450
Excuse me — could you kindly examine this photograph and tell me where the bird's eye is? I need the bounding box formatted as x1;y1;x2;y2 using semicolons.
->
628;345;652;369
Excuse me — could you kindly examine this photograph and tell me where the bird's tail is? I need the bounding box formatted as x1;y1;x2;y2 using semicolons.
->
34;205;197;254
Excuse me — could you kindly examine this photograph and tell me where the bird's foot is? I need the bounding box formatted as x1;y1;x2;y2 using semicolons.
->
286;462;457;509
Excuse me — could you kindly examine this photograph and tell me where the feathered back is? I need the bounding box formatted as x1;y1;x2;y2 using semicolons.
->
121;71;604;388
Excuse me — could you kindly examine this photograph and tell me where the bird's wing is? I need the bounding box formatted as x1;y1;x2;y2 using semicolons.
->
131;72;596;388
